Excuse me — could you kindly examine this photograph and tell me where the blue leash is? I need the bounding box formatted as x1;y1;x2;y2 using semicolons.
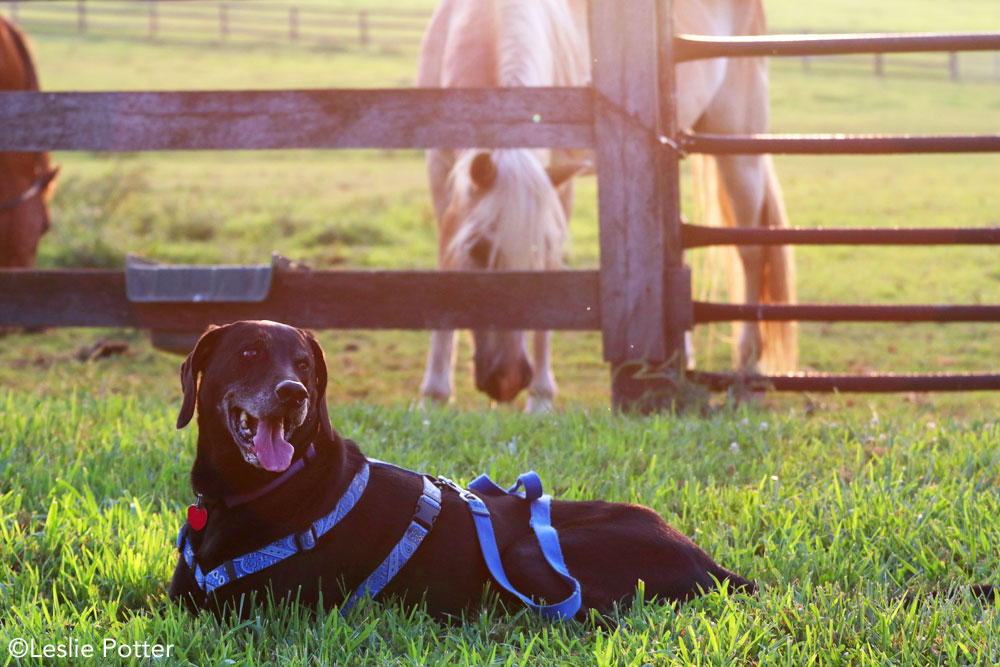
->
448;471;582;621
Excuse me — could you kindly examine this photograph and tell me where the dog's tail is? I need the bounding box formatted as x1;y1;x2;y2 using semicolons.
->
711;564;758;596
904;584;995;605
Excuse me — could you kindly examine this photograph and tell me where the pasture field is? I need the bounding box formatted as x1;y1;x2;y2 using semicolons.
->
2;1;999;665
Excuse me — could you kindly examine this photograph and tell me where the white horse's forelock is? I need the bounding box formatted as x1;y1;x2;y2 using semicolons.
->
446;148;568;271
443;0;585;274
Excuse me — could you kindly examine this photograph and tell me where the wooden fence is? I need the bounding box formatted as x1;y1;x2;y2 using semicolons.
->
5;0;428;50
2;1;1000;407
6;1;1000;81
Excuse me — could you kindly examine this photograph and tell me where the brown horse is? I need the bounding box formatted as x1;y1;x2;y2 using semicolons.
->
0;15;58;268
417;0;796;411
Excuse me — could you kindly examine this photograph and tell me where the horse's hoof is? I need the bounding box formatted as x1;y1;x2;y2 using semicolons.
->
524;394;554;414
416;392;450;410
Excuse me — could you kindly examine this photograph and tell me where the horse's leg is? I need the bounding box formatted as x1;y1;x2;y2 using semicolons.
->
420;330;458;404
420;148;458;406
525;331;555;413
523;177;575;413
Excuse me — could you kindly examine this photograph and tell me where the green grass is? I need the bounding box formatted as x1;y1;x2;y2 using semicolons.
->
3;395;999;665
2;1;1000;664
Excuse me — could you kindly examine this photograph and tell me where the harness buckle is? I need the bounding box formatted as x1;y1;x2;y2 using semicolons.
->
413;493;441;531
436;476;490;517
295;526;317;551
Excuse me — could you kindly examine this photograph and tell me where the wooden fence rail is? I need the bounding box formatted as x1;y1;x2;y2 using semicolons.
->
0;88;594;151
0;270;601;331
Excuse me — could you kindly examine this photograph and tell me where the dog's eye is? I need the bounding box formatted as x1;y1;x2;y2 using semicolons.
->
242;348;259;360
296;360;310;372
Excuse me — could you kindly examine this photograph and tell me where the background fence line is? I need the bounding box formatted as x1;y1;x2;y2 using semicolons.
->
5;1;1000;82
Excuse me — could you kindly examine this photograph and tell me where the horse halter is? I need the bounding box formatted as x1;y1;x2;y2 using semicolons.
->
0;161;59;216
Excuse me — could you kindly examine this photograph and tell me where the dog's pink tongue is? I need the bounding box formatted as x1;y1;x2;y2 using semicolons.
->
253;418;294;472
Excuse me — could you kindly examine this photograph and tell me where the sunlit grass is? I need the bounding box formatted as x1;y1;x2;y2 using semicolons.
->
2;2;1000;664
2;394;999;664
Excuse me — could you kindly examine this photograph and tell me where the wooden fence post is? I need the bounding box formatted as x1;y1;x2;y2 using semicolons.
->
289;6;299;41
149;0;158;41
219;4;228;40
590;0;688;411
948;52;959;81
77;0;86;33
9;1;18;24
874;53;884;77
358;11;370;47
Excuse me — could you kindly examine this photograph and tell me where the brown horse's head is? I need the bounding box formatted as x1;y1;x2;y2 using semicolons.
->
438;149;586;403
0;17;58;268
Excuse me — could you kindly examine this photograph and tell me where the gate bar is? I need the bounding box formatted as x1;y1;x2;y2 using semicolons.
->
681;132;1000;155
694;302;1000;324
689;371;1000;392
675;32;1000;62
682;224;1000;248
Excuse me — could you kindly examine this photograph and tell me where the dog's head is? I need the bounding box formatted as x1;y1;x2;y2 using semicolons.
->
176;320;331;474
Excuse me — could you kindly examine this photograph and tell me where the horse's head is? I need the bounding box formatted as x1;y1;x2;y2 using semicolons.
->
0;17;58;268
439;149;587;403
0;152;58;267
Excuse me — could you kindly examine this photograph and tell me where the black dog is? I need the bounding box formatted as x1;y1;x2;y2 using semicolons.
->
169;320;755;617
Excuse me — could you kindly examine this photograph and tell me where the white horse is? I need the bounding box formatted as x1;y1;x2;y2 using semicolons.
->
417;0;796;411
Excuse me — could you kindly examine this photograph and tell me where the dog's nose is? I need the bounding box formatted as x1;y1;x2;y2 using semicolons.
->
275;380;308;405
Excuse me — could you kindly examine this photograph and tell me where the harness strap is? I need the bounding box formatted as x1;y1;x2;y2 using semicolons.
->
444;471;582;621
177;460;370;598
340;475;442;613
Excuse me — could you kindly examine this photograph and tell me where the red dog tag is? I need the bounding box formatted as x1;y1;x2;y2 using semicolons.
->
187;504;208;531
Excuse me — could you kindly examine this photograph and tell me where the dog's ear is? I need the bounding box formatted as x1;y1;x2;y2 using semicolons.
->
176;324;228;429
303;330;333;439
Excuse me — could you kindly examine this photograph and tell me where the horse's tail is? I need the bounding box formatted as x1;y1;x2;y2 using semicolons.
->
757;155;797;374
694;153;797;374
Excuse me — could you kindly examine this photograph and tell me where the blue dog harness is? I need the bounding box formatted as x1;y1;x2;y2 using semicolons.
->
176;459;581;620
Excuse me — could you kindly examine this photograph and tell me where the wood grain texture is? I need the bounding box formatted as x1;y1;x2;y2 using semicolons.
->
0;269;601;331
590;0;667;363
0;88;594;150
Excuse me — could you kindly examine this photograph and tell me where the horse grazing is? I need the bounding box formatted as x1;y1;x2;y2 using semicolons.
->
0;15;58;268
417;0;796;411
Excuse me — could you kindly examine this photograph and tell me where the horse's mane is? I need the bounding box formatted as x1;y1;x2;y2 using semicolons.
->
2;16;40;91
494;0;588;88
445;0;588;271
